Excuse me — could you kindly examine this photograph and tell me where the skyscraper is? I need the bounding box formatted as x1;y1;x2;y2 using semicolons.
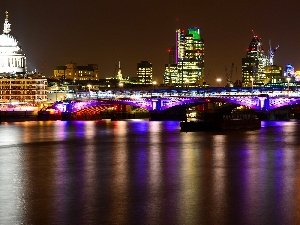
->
137;61;152;84
163;27;204;87
242;35;268;86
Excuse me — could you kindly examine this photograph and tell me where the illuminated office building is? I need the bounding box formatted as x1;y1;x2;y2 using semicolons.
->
264;65;283;84
163;27;204;87
284;63;296;82
0;11;26;76
242;35;268;86
284;64;294;77
294;70;300;82
137;61;152;84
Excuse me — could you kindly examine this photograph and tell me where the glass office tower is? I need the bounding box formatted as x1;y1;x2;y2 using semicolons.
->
242;35;268;86
164;27;204;87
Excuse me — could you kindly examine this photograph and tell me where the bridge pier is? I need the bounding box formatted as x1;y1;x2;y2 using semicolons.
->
149;108;187;121
256;109;291;121
61;112;73;121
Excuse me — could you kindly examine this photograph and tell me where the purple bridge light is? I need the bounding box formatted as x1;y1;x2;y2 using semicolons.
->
50;94;300;113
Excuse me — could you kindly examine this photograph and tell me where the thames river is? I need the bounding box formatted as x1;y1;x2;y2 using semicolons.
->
0;120;300;225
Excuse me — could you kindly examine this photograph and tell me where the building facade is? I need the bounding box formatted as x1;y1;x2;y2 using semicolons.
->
53;62;99;81
0;11;26;76
136;61;153;84
0;12;48;104
264;65;283;84
0;77;47;103
163;27;204;87
242;35;268;87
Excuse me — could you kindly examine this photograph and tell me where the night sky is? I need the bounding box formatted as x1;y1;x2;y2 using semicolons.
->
2;0;300;85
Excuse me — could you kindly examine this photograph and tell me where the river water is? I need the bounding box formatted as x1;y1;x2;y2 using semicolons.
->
0;120;300;225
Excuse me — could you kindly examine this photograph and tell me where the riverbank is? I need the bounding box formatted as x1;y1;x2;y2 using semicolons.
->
0;110;39;122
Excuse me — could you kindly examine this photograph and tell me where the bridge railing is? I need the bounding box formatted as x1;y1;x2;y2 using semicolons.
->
65;89;300;100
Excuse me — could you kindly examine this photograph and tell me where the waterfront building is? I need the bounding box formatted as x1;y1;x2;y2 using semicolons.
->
0;11;48;105
0;77;47;103
242;35;268;87
136;61;153;84
163;27;204;87
0;11;26;77
53;62;99;81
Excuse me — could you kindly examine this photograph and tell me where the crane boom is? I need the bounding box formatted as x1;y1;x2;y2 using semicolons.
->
269;40;279;65
225;63;234;87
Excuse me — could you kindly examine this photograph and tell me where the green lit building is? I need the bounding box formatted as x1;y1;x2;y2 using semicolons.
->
163;27;204;87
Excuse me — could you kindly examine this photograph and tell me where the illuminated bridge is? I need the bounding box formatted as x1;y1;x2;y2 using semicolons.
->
50;87;300;116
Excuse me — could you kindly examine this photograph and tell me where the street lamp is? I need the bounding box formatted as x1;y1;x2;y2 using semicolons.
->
87;84;92;99
286;77;291;94
119;82;124;91
152;81;157;97
54;84;58;102
216;78;222;87
152;81;157;90
250;77;254;94
185;79;189;91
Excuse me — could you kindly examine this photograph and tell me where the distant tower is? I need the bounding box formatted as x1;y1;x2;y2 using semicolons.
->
242;34;268;86
116;61;123;80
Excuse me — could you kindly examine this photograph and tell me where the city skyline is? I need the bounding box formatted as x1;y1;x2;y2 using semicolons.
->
1;0;300;85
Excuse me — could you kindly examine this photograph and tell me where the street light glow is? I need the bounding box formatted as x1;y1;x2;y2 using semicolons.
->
216;78;221;87
286;77;291;92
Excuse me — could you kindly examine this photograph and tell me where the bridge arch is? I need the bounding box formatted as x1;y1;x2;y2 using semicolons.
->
49;95;300;114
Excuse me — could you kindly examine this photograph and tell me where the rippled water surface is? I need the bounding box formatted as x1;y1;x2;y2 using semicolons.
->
1;120;300;225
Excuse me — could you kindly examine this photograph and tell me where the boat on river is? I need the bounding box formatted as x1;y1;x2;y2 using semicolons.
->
180;110;261;132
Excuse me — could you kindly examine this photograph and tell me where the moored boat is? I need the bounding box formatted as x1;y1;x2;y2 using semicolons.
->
180;110;261;132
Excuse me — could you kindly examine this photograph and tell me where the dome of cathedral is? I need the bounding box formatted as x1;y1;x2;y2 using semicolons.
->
0;33;18;46
0;11;22;53
0;34;21;53
0;11;26;75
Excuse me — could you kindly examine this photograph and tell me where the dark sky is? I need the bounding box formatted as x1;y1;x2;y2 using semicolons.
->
2;0;300;85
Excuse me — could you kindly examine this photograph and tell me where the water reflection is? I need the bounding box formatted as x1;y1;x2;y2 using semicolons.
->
0;144;24;224
0;121;300;224
111;121;129;225
211;135;227;224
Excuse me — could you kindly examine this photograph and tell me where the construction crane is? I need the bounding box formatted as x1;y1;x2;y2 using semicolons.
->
269;40;279;65
225;63;234;87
